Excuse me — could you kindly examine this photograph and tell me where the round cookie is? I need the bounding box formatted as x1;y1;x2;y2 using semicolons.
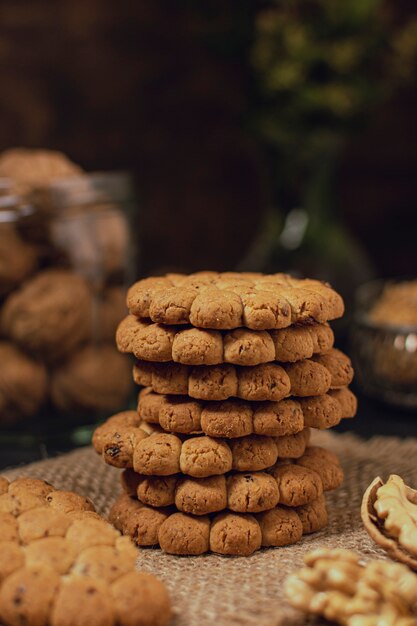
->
296;446;344;491
0;476;172;626
257;507;303;547
313;348;354;389
0;224;38;296
94;420;311;476
126;272;344;330
209;512;262;556
121;444;341;514
295;494;329;534
0;148;82;197
50;345;132;414
109;491;329;555
117;315;335;366
1;269;93;361
0;342;48;424
133;348;352;401
137;387;356;438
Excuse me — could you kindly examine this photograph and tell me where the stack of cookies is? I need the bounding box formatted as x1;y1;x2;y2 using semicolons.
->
93;272;357;556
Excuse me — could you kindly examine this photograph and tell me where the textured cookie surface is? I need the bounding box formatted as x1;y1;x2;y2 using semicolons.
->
127;272;344;330
1;269;92;361
117;315;334;366
110;492;328;555
93;413;312;476
121;445;343;515
136;386;357;438
0;476;171;626
133;347;353;401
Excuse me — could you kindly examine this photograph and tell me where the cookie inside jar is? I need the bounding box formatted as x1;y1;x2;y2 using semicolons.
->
0;149;136;448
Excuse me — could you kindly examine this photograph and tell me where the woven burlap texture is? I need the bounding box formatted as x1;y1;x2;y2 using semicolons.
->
4;430;417;626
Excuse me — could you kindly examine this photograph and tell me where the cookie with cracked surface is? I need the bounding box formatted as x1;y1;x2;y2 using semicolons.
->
126;272;344;330
121;445;341;514
0;342;48;425
93;415;310;476
109;492;328;555
50;345;132;414
137;386;356;438
296;446;344;491
117;315;334;366
0;476;171;626
1;269;93;361
133;347;352;400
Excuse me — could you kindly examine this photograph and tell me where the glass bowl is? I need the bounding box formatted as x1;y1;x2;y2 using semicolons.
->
350;279;417;408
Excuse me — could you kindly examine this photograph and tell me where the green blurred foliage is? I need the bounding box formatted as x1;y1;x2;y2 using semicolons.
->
251;0;417;204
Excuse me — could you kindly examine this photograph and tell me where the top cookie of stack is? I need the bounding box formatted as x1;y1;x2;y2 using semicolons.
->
126;271;344;330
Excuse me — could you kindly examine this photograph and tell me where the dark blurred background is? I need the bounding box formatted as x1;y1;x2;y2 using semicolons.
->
0;0;416;279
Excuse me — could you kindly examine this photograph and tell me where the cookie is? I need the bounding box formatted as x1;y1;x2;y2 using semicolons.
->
117;315;334;366
0;476;171;626
110;492;328;555
93;415;310;476
0;148;82;197
121;445;342;514
1;269;93;361
126;272;344;330
0;224;38;296
0;342;48;424
133;347;353;400
136;386;356;438
50;345;132;414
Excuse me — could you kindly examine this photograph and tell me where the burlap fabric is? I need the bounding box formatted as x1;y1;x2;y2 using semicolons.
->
4;430;417;626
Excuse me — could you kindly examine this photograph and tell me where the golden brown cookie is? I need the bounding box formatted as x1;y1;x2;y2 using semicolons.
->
136;386;356;438
126;272;344;330
0;342;48;424
93;415;310;476
109;492;328;555
0;476;171;626
117;315;334;366
0;224;38;296
296;446;344;491
50;345;132;414
133;347;353;400
121;445;342;514
1;269;93;361
0;148;82;197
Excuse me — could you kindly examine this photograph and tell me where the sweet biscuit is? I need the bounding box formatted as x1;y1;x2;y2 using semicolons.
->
0;476;171;626
0;224;38;296
50;345;132;414
92;412;161;469
93;416;311;476
137;387;356;438
0;342;48;425
126;272;344;329
296;446;344;491
117;315;334;366
1;269;93;361
121;445;342;514
110;492;329;555
313;348;354;389
133;347;352;400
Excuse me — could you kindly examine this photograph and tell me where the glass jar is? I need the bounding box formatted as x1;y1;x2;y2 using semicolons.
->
350;279;417;409
0;173;137;465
